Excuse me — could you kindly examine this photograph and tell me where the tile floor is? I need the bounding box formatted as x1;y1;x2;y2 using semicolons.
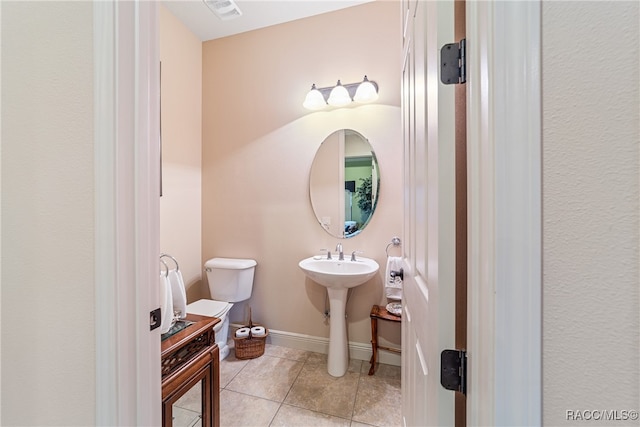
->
172;343;402;427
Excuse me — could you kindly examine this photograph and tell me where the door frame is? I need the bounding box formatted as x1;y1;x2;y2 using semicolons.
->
94;1;161;425
92;0;542;423
466;1;542;425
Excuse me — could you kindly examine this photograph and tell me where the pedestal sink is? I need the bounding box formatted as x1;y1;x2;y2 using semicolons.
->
298;256;379;377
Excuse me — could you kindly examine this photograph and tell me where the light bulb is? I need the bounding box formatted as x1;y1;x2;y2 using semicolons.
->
354;76;379;103
327;81;352;107
303;84;327;110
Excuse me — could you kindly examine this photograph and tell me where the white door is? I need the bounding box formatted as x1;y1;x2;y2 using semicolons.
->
401;1;458;425
94;1;161;424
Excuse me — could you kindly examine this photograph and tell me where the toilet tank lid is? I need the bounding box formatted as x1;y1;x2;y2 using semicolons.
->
205;257;257;270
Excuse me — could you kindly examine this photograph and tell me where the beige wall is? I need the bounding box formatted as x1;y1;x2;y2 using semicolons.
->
159;6;204;301
1;1;95;424
542;1;640;423
310;130;344;237
2;1;636;423
201;1;402;345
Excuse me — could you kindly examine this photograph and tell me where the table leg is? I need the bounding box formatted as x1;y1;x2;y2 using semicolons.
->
368;316;378;375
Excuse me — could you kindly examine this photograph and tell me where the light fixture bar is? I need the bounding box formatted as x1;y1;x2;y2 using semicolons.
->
314;80;379;102
303;76;379;110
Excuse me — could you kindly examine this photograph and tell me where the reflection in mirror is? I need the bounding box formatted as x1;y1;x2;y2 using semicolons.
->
172;380;202;425
309;129;380;238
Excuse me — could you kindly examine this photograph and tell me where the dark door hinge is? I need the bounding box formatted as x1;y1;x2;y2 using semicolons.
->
440;38;466;85
441;349;467;394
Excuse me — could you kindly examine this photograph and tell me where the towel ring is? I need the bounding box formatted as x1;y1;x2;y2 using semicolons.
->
160;253;180;271
385;236;402;256
160;259;170;277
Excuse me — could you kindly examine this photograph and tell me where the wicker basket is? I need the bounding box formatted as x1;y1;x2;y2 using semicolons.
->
233;326;268;360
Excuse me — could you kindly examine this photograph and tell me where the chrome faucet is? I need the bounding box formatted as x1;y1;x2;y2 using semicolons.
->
336;243;344;261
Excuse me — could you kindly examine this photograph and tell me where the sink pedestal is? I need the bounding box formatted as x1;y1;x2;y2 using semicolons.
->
297;256;380;377
327;287;349;377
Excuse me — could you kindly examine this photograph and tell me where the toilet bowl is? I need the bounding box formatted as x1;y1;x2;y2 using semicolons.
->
187;299;234;360
186;257;257;361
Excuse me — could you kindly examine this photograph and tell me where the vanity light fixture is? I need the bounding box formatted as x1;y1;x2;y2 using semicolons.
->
303;76;379;110
327;81;352;107
303;84;327;110
353;76;379;103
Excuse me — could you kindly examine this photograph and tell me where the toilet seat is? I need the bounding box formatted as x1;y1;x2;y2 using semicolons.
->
186;299;234;361
187;299;232;319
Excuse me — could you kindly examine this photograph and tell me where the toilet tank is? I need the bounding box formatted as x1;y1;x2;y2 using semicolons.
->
204;257;257;302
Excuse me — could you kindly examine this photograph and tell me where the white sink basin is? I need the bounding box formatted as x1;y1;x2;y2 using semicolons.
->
298;256;380;288
299;255;380;377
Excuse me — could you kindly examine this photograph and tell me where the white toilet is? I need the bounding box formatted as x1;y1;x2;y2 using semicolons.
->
186;257;257;361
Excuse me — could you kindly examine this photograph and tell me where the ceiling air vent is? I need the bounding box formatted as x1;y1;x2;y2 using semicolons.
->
203;0;243;21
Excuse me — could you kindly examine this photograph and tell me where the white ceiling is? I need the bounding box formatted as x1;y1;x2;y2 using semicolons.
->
161;0;375;41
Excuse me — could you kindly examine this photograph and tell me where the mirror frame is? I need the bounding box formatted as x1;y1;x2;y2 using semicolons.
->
309;129;380;239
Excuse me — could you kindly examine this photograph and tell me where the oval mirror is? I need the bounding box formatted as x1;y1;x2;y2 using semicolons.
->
309;129;380;238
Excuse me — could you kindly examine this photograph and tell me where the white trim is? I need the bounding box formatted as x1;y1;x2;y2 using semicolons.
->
94;2;160;425
466;1;542;425
230;324;401;366
466;3;496;424
135;1;162;424
0;3;3;423
492;2;542;423
94;2;119;422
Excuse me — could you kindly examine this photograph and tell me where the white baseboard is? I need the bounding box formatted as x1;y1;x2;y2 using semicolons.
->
230;323;401;367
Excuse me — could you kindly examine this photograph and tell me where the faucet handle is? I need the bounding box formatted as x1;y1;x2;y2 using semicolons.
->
351;250;364;261
320;248;332;260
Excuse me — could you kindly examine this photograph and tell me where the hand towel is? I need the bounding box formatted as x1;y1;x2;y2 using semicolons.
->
385;256;403;301
168;269;188;320
160;272;174;334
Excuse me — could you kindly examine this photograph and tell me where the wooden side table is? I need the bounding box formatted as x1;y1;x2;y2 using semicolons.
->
161;314;221;427
368;304;401;375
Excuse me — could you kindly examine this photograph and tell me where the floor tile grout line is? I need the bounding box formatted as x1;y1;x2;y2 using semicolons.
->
274;402;354;425
220;345;400;426
220;361;246;390
222;350;313;425
221;352;292;391
267;399;283;427
278;352;308;405
278;351;359;423
269;351;311;427
350;366;364;422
